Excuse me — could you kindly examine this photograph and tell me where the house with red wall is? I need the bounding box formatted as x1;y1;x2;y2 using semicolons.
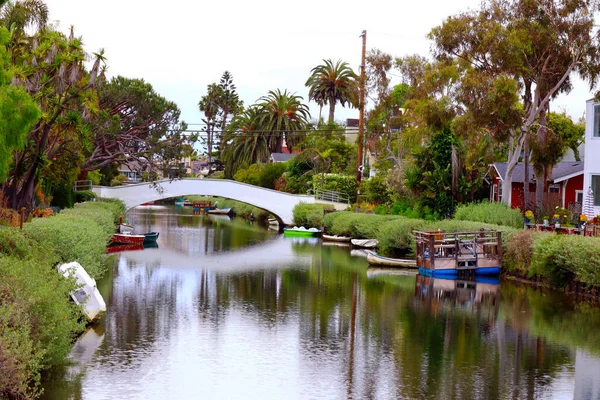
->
485;161;584;210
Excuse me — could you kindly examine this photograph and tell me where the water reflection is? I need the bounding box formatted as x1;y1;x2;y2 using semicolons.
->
40;206;600;399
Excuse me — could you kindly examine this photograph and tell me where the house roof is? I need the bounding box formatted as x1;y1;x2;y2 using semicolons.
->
490;161;584;183
270;153;294;162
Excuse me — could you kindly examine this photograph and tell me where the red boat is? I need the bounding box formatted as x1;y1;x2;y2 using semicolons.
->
110;233;145;245
106;243;144;254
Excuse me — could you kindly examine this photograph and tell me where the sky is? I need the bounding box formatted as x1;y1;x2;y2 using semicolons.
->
45;0;592;128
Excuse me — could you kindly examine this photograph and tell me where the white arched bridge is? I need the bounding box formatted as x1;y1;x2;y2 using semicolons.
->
92;178;348;225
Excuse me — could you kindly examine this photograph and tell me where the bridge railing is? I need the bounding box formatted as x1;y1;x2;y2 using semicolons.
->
308;188;350;204
73;180;92;191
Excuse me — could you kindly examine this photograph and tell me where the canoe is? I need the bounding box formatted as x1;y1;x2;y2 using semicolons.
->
110;233;145;245
283;226;322;237
351;238;379;248
143;232;160;243
58;262;107;322
367;251;417;268
322;234;351;243
208;207;233;216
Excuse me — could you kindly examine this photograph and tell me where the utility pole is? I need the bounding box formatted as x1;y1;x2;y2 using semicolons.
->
356;30;367;198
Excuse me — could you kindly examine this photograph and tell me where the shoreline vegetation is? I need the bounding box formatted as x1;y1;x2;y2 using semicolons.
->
293;202;600;295
0;199;124;399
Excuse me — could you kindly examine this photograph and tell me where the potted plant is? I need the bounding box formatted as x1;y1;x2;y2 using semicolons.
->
524;210;534;225
543;216;549;226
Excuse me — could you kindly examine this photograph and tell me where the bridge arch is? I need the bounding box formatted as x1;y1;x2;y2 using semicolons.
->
92;178;340;225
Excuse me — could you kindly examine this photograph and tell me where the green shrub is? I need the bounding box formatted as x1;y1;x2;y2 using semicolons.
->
530;234;600;287
292;203;334;228
502;230;539;276
74;190;97;203
312;174;356;203
453;201;523;229
23;203;116;278
323;212;400;238
377;218;428;256
0;256;82;398
0;226;34;259
258;162;287;189
234;163;263;186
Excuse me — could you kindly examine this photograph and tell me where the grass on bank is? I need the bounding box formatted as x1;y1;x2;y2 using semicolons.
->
0;198;124;399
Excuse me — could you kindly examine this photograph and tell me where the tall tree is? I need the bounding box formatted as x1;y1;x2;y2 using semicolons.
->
222;106;269;178
198;83;222;163
430;0;600;208
256;89;310;153
0;26;39;182
81;76;191;178
305;59;358;124
5;26;105;211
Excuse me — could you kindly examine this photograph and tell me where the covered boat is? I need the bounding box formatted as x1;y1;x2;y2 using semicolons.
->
283;226;322;237
58;262;106;322
118;223;134;234
367;251;416;268
351;238;379;248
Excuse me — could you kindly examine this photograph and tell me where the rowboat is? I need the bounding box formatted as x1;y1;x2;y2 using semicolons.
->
208;207;233;216
367;251;417;268
142;232;160;243
58;262;106;322
351;238;379;248
322;234;351;243
283;226;322;237
110;232;145;245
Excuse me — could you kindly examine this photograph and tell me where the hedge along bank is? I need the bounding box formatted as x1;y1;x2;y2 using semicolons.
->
315;207;600;291
0;199;124;399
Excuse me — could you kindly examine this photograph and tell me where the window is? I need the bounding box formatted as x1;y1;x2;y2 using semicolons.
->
593;175;600;206
576;190;583;203
595;105;600;137
548;184;560;193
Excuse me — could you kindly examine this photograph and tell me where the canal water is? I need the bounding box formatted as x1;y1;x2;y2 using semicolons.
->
41;206;600;400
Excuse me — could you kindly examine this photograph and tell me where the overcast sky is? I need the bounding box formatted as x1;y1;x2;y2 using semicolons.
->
45;0;592;127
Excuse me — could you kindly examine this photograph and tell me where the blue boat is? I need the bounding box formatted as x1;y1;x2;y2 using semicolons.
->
414;229;503;277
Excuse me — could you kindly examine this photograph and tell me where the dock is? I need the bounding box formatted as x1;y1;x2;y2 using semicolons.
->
413;229;502;277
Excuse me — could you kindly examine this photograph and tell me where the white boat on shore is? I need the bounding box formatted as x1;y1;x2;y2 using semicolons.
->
58;262;107;322
208;207;233;216
351;238;379;248
366;251;417;268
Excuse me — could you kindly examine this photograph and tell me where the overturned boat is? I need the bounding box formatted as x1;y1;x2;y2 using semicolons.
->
58;262;107;323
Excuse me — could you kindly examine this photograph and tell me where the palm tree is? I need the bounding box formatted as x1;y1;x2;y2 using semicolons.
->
222;106;270;178
198;83;223;163
305;59;358;124
256;89;310;153
0;0;47;32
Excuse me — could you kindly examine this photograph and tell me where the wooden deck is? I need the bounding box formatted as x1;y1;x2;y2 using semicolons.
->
414;229;502;276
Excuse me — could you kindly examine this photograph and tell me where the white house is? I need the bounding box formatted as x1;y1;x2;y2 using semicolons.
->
584;99;600;216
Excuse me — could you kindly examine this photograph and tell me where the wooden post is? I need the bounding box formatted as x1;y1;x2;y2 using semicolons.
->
497;231;503;263
20;207;25;230
429;233;435;271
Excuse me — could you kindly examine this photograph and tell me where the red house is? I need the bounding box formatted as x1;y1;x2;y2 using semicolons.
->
485;161;584;210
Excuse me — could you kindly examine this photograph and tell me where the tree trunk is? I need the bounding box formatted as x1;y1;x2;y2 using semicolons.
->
328;97;336;125
535;105;548;213
502;130;525;206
